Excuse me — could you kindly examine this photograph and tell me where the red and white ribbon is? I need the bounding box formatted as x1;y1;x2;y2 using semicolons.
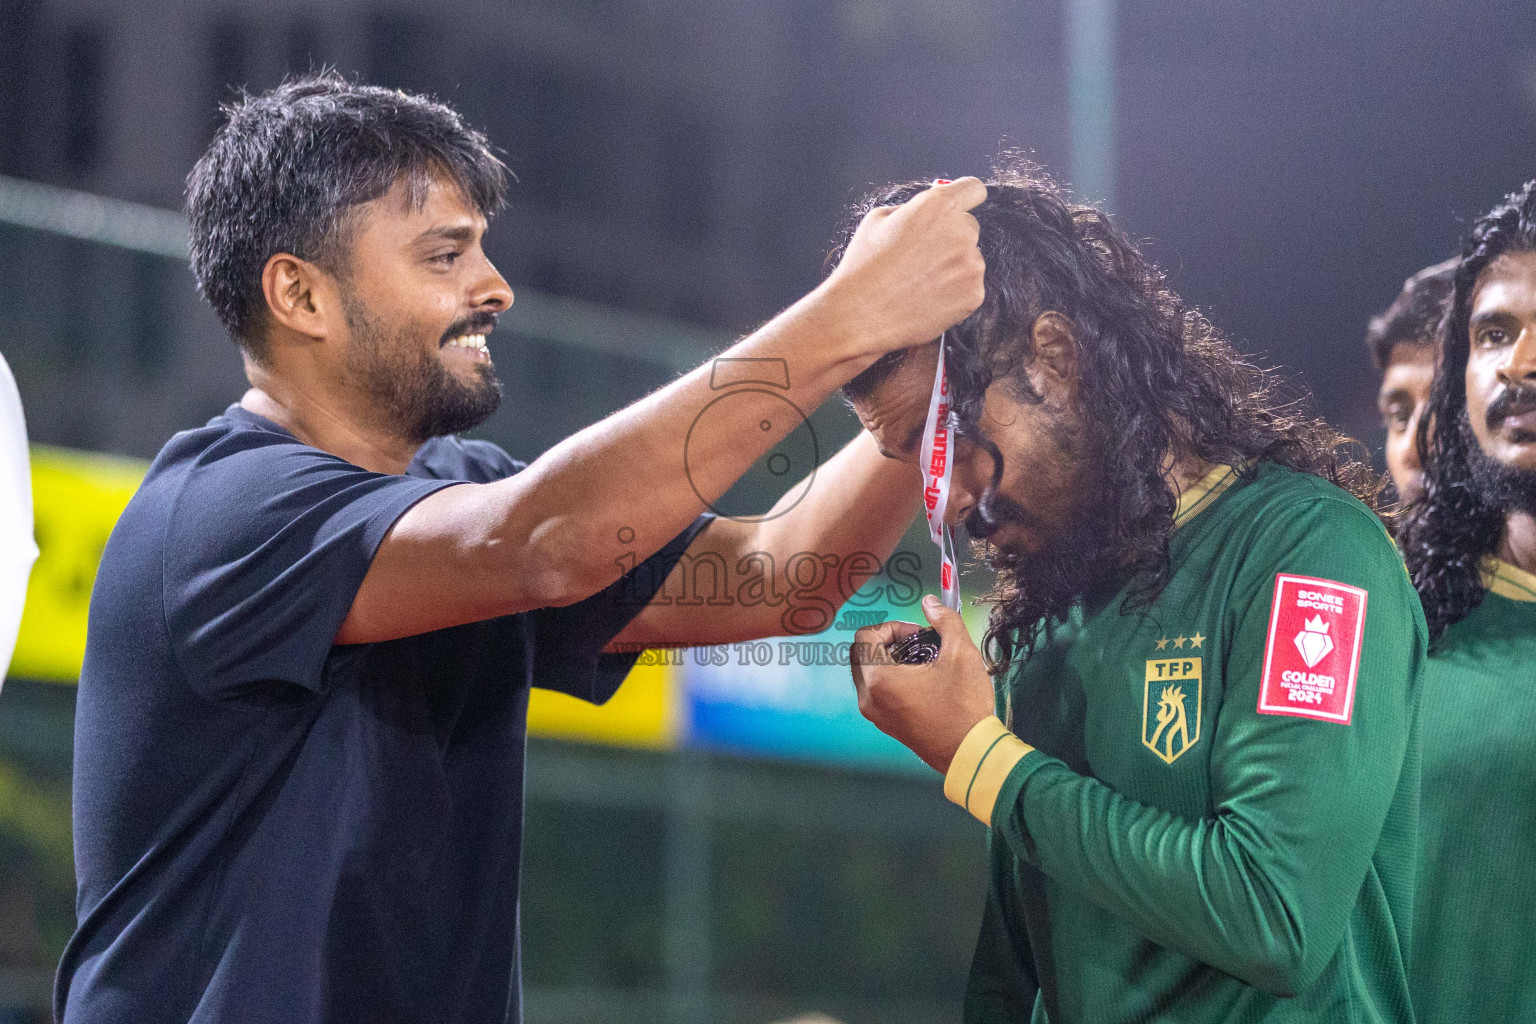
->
920;332;961;612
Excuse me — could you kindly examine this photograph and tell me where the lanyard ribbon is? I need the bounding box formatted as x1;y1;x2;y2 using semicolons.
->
920;333;961;612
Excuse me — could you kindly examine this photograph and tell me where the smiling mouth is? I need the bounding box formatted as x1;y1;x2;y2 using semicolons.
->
443;333;491;359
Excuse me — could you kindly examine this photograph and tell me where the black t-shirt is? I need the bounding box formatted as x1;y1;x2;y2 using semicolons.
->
56;406;707;1024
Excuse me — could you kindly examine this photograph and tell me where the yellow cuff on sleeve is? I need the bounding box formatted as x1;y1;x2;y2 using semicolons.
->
943;715;1033;825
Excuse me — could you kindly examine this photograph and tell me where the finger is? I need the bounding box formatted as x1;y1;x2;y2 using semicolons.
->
962;211;981;245
854;619;922;650
920;594;970;643
933;176;987;211
859;204;896;226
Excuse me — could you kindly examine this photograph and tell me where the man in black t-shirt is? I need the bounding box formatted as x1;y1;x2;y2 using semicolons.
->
55;74;987;1024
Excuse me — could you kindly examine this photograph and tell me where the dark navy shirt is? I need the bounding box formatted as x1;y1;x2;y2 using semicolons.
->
56;406;706;1024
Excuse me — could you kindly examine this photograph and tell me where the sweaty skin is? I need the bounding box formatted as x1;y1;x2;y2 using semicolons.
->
1465;250;1536;572
1377;342;1433;505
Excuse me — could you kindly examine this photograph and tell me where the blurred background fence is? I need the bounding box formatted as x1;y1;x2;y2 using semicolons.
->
4;0;1536;1020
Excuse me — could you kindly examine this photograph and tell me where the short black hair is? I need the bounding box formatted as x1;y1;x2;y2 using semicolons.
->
1364;258;1456;370
186;71;508;357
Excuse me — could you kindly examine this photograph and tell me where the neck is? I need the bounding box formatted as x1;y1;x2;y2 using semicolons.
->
1500;511;1536;575
240;362;420;475
1167;453;1219;496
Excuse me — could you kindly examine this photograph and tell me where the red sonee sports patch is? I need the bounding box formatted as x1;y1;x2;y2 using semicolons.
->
1257;574;1367;724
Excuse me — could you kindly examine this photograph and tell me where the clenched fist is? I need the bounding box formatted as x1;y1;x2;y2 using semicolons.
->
820;178;988;359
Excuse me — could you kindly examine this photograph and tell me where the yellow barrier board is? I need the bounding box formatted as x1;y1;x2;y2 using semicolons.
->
13;445;147;681
11;444;674;749
527;659;679;749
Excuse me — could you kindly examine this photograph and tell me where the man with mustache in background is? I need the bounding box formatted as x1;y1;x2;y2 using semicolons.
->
1400;180;1536;1024
841;162;1426;1022
1368;259;1456;506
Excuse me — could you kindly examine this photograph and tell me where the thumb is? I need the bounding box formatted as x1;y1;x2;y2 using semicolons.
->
921;594;968;641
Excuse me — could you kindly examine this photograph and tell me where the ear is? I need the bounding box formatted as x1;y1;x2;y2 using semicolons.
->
1028;311;1080;394
260;252;339;343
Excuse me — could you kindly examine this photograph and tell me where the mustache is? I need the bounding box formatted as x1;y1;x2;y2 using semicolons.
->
964;488;1042;541
440;311;499;346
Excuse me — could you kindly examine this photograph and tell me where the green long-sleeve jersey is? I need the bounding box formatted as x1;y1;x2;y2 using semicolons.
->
947;463;1426;1023
1411;558;1536;1023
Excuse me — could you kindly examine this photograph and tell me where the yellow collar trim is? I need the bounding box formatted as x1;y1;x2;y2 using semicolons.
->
1174;464;1239;528
1482;557;1536;603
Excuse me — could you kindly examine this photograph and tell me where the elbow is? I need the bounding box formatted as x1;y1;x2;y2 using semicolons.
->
511;534;623;611
467;482;625;612
1237;937;1322;999
512;558;614;612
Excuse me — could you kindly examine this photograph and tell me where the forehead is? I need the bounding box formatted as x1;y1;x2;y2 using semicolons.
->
350;173;486;245
1383;342;1433;373
1379;350;1432;397
1471;250;1536;318
852;347;941;456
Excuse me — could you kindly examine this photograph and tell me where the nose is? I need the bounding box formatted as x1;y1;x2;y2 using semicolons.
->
1497;325;1536;387
1400;407;1424;473
944;469;983;529
472;259;514;313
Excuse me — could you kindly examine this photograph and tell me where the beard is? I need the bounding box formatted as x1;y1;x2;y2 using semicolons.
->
341;291;504;444
1461;409;1536;515
972;481;1123;648
963;416;1122;664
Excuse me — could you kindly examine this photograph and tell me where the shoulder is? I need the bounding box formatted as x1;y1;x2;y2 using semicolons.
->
1224;465;1421;626
1219;463;1392;550
1430;590;1536;666
411;435;525;483
157;412;445;556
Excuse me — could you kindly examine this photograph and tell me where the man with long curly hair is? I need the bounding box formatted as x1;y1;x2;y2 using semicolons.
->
1399;180;1536;1023
841;163;1426;1022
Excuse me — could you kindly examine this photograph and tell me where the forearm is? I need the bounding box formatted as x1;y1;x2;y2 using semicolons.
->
753;429;921;587
610;431;920;646
341;179;987;643
949;720;1384;997
496;287;876;601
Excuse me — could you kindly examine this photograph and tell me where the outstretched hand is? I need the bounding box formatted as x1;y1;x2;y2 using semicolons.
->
851;595;997;773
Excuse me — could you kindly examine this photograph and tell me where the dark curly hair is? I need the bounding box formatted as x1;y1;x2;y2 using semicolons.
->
1365;258;1456;371
836;159;1383;673
1400;180;1536;640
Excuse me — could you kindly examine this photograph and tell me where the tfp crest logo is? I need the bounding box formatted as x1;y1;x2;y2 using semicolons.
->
1143;656;1202;764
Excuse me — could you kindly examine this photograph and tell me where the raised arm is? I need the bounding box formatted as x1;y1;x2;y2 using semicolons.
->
337;178;986;644
608;429;921;647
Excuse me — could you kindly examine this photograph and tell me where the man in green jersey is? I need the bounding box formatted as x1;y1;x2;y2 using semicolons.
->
838;163;1427;1023
1400;180;1536;1023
